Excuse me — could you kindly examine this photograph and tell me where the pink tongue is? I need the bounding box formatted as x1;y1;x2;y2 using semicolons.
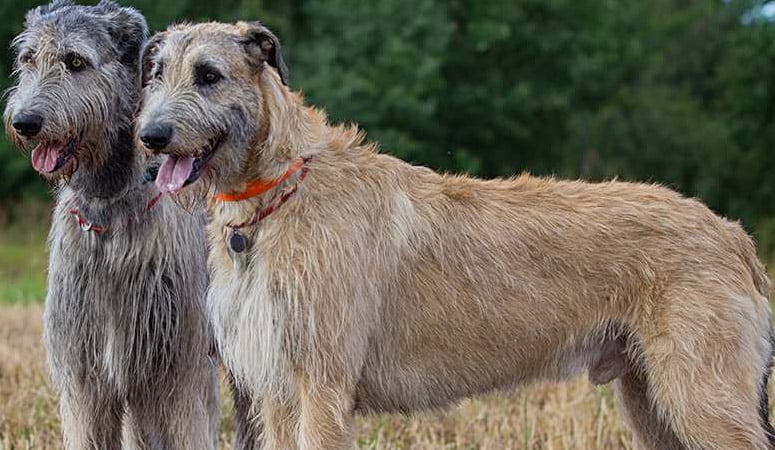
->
30;143;64;173
156;155;196;193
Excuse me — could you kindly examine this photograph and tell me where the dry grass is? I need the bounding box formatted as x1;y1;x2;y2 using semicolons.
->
0;306;636;450
1;264;773;449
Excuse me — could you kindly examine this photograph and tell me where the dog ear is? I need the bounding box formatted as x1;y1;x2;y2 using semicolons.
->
139;32;167;88
97;1;149;69
239;21;289;86
24;0;74;26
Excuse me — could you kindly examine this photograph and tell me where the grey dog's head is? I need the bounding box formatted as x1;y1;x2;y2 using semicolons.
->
3;0;147;181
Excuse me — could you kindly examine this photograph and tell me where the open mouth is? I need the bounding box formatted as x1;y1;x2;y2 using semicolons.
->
30;140;76;174
155;135;223;194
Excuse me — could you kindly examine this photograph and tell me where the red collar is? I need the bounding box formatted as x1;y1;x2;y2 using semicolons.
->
217;157;311;230
214;157;310;202
69;192;163;234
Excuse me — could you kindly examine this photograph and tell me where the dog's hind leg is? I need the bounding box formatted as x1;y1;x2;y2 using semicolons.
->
127;367;219;450
124;400;165;450
60;387;123;450
122;408;144;449
228;371;263;449
613;367;687;450
758;337;775;448
175;368;221;450
128;396;213;450
635;289;773;450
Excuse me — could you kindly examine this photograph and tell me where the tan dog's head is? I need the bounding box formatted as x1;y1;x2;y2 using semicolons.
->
135;21;289;196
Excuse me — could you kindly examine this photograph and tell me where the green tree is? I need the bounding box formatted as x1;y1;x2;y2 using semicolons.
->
1;0;774;257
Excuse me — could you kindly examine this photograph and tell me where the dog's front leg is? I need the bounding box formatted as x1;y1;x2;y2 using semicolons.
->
260;396;298;450
296;378;356;450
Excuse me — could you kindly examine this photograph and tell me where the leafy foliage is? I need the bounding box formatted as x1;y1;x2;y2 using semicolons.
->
1;0;774;254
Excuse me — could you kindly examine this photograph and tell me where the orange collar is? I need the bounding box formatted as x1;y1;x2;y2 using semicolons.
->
214;157;310;202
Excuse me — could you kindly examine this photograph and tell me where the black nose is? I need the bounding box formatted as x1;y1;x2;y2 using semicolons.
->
139;123;173;150
12;112;43;138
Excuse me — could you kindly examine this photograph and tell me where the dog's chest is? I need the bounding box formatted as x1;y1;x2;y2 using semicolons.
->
45;220;137;383
45;205;200;390
208;229;294;395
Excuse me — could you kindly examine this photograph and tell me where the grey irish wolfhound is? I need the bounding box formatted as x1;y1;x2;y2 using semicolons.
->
3;2;230;448
137;21;773;450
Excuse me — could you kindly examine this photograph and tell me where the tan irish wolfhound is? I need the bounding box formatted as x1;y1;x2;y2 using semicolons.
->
136;21;774;450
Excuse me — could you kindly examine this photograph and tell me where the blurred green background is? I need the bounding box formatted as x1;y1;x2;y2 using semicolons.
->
1;0;775;303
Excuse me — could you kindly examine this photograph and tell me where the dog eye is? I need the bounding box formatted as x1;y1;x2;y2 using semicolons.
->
64;52;87;72
152;62;164;80
204;72;221;84
194;65;223;86
18;51;35;65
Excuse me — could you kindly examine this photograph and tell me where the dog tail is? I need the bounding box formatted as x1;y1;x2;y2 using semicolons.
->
726;223;775;445
759;329;775;448
729;222;771;298
749;248;772;300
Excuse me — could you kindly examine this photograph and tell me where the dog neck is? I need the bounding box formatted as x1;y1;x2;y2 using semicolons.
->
212;75;368;229
71;126;138;197
65;125;149;220
245;76;327;181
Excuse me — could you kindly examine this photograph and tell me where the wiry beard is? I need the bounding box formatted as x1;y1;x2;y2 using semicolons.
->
160;172;211;213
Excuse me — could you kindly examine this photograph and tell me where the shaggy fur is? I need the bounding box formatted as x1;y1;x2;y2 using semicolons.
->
137;21;774;450
4;2;220;448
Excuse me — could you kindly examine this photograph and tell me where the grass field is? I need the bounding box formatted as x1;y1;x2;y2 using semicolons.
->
0;224;772;449
0;305;631;450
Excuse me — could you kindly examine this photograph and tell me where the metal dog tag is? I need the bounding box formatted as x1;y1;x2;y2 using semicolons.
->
229;230;247;253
